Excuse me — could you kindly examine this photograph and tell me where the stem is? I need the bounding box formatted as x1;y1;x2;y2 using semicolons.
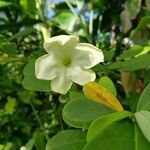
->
30;103;49;141
89;10;94;42
36;0;50;41
58;103;64;131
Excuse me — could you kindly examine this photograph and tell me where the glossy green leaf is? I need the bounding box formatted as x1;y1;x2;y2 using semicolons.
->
46;130;86;150
137;83;150;111
99;76;117;96
135;111;150;142
62;98;114;129
130;16;150;44
22;59;51;91
0;1;12;8
108;54;150;71
84;119;150;150
87;111;133;142
33;131;46;150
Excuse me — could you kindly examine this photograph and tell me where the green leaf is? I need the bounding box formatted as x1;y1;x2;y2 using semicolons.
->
98;76;117;96
20;0;36;13
51;11;79;33
0;1;12;8
87;111;133;142
103;49;115;61
8;27;36;41
135;111;150;142
25;139;34;150
84;119;150;150
22;59;51;91
137;83;150;111
69;91;86;100
62;98;114;129
46;130;86;150
117;45;143;61
125;93;139;112
0;42;17;56
130;16;150;45
33;131;46;150
108;54;150;71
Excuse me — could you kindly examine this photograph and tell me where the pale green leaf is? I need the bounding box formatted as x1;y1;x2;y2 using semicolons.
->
137;83;150;111
135;111;150;142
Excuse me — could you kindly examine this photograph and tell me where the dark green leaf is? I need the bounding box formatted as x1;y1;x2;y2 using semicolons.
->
22;59;51;91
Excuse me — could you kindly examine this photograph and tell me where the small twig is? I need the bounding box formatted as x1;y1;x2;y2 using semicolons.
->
30;103;49;141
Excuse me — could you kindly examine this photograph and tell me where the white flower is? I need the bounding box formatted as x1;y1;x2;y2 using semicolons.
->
35;35;104;94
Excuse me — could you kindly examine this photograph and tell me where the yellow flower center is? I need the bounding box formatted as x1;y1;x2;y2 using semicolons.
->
62;56;71;67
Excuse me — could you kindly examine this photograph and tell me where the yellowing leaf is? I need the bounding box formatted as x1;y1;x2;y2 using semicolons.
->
83;82;124;112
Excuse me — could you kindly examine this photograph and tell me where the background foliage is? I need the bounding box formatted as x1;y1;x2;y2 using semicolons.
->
0;0;150;149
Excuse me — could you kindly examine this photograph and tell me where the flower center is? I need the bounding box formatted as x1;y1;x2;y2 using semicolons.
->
62;56;71;67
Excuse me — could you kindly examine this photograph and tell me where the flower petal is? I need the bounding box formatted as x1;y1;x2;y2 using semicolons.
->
51;70;73;94
35;53;61;80
43;35;79;53
74;43;104;69
68;66;96;85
